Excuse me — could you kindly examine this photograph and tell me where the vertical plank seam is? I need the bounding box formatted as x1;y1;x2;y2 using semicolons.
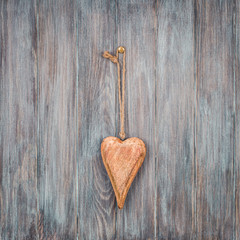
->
154;0;158;239
233;0;237;239
2;2;11;238
115;0;118;238
0;2;2;238
235;2;239;238
193;0;198;238
76;0;79;238
36;0;40;239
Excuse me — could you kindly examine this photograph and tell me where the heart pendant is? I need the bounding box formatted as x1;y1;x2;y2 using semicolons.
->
101;136;146;209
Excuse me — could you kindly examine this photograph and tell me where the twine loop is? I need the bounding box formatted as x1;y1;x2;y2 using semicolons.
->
102;46;126;140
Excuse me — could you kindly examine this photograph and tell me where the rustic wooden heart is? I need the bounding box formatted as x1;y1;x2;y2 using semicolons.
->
101;136;146;209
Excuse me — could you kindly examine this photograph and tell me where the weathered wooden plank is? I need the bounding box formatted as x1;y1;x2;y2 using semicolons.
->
0;0;38;239
155;0;195;238
77;0;117;239
38;0;77;239
236;0;240;238
0;1;238;239
195;0;235;239
116;1;156;239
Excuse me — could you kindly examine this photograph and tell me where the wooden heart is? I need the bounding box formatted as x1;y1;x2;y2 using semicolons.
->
101;136;146;209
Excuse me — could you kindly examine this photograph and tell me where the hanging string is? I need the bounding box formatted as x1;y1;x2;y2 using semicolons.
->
102;46;126;140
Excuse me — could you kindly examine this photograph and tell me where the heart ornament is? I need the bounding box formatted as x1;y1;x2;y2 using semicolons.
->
102;46;146;209
101;136;146;209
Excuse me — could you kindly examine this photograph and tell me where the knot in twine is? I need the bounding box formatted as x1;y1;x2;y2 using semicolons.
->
102;47;126;140
102;51;118;64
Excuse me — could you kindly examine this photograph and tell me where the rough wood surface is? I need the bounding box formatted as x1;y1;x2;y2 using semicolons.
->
195;1;235;239
115;0;157;238
155;1;195;239
0;0;38;239
77;0;117;239
115;0;156;239
236;0;240;238
0;0;239;239
38;0;77;239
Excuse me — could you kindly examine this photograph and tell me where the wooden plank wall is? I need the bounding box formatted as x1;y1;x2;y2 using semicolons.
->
77;0;117;239
116;0;156;239
156;1;195;238
0;1;38;239
0;0;239;239
195;1;235;239
38;0;77;239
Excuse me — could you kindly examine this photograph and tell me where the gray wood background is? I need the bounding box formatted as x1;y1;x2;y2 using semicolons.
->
0;0;239;239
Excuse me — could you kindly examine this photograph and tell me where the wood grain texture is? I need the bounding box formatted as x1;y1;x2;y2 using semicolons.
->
155;1;195;239
0;0;38;239
38;0;77;239
101;137;146;209
116;0;156;239
0;0;238;239
236;0;240;238
77;0;117;239
195;0;235;239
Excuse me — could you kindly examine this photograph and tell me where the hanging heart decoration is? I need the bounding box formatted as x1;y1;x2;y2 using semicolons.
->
101;47;146;209
101;137;146;209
